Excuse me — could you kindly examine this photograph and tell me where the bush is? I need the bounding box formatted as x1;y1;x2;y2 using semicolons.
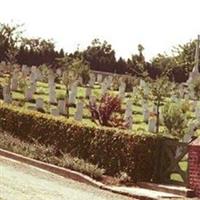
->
190;77;200;99
162;102;187;139
88;93;125;128
0;131;104;179
0;102;168;182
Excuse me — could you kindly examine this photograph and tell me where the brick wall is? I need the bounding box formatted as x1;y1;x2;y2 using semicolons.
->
188;137;200;197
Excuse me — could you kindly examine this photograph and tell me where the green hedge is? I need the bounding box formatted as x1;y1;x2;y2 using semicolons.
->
0;103;166;182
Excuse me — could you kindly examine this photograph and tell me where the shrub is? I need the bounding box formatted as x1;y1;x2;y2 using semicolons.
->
0;102;168;182
162;102;187;139
190;77;200;100
180;100;190;113
88;93;125;128
0;131;104;179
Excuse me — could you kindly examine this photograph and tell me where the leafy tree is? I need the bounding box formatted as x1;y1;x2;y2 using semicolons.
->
149;76;172;133
18;37;57;66
151;38;199;82
83;39;116;72
58;56;90;117
0;22;23;64
127;44;148;78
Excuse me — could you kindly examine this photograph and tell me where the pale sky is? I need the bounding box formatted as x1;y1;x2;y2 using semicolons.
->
1;0;200;61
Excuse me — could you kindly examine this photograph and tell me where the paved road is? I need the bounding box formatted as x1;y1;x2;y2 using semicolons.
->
0;156;134;200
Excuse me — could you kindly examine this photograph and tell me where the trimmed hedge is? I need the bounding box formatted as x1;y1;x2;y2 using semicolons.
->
0;102;166;182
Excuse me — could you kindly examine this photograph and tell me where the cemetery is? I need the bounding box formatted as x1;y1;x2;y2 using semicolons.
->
0;20;200;198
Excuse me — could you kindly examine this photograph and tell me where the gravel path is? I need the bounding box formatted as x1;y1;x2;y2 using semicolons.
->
0;156;134;200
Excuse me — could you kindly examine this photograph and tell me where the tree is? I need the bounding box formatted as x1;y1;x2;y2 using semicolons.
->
140;66;173;133
127;44;148;78
0;22;23;64
58;56;90;118
150;76;172;133
151;38;199;82
18;37;57;66
83;39;116;72
115;57;128;74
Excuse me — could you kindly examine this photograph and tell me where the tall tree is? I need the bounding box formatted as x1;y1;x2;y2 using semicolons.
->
83;39;116;72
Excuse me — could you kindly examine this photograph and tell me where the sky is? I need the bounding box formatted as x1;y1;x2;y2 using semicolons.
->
1;0;200;61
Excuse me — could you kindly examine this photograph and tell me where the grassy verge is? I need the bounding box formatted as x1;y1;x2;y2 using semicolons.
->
0;130;105;179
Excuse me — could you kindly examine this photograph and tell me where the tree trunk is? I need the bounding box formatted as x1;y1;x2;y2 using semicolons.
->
156;100;160;133
66;86;69;118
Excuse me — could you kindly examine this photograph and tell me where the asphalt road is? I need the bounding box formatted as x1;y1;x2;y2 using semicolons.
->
0;156;134;200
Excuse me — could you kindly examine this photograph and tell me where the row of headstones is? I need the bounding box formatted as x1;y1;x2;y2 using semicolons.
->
7;64;126;100
1;61;196;100
4;69;200;127
1;84;161;131
2;83;199;140
1;61;152;102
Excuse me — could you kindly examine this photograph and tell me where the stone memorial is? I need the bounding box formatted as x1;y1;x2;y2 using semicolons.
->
36;98;44;110
74;101;84;121
58;99;66;115
51;108;59;116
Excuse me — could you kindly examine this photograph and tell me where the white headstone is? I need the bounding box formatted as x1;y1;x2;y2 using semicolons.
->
49;88;57;104
68;83;77;104
11;77;18;91
148;117;157;133
142;102;149;122
30;83;37;94
74;101;84;121
22;65;29;76
85;87;92;99
119;82;126;99
101;81;108;97
57;100;66;115
3;85;12;103
30;72;37;84
51;108;59;116
97;74;103;83
36;98;44;110
25;87;33;101
89;95;96;106
124;99;133;129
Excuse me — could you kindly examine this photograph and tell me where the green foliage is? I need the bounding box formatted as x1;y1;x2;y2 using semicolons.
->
162;102;187;138
83;39;116;72
0;103;167;182
190;77;200;100
180;100;190;113
57;92;65;100
0;131;104;179
0;22;23;63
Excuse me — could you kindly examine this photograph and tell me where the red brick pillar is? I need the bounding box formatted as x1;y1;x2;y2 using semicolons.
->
188;137;200;197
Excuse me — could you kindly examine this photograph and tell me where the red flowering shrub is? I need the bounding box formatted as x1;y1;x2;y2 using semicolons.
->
89;94;125;128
